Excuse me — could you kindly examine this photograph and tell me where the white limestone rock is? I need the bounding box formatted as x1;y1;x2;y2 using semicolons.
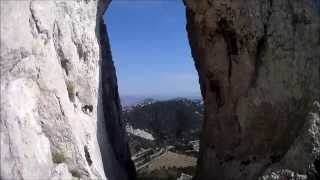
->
0;0;133;180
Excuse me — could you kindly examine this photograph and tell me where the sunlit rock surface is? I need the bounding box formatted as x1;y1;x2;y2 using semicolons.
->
0;0;134;179
184;0;320;179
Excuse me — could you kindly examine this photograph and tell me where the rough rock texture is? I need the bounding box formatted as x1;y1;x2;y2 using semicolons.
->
0;0;134;179
260;169;308;180
184;0;320;179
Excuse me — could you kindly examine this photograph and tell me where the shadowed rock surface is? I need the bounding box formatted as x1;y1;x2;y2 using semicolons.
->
184;0;320;179
0;0;134;179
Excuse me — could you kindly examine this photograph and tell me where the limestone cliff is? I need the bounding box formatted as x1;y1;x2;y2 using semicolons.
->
0;0;134;179
184;0;320;179
1;0;319;180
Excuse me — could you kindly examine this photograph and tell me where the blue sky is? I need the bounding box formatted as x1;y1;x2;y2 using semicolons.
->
103;0;200;97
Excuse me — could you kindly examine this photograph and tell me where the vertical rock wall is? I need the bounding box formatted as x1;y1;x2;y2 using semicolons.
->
184;0;320;179
98;15;136;180
0;0;134;179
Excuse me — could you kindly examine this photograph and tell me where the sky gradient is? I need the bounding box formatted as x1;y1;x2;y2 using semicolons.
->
103;0;200;98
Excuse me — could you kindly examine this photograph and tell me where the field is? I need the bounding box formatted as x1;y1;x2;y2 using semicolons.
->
147;151;197;171
137;151;197;180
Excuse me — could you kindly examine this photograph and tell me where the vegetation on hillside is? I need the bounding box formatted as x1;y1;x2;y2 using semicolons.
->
123;98;203;147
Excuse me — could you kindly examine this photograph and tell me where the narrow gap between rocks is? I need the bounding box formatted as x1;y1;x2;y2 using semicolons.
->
103;1;203;179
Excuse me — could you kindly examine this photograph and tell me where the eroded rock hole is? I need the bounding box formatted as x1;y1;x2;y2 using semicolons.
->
82;105;93;114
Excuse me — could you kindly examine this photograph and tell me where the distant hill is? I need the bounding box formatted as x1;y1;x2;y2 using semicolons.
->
120;95;202;107
123;98;203;149
120;96;147;107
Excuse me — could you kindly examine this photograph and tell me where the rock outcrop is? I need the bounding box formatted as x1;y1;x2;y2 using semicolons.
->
1;0;319;180
0;0;134;179
184;0;320;179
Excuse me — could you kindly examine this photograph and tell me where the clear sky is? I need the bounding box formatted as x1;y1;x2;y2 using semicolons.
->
103;0;200;98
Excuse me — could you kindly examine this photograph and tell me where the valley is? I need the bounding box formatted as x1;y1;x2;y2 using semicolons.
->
122;98;203;179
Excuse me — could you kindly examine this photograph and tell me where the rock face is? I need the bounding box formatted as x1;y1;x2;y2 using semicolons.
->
0;0;134;179
1;0;319;180
184;0;320;179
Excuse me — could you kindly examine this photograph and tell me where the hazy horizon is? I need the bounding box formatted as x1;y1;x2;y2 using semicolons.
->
103;0;201;97
120;94;202;107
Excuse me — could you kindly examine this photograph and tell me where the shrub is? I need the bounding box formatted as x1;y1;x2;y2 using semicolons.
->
66;81;75;102
52;152;66;164
70;169;81;178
